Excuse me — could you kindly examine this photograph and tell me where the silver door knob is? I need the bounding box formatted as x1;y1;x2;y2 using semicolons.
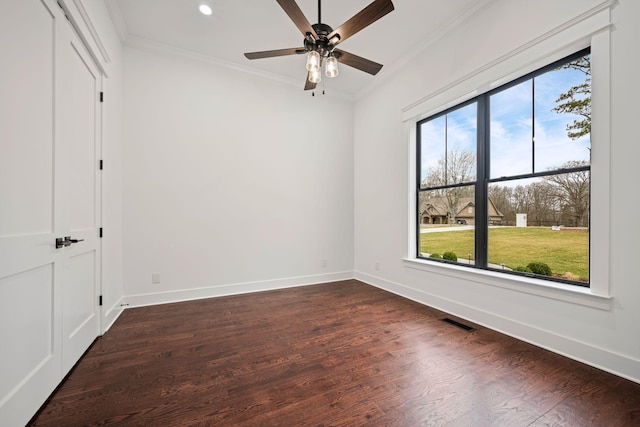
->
55;236;85;249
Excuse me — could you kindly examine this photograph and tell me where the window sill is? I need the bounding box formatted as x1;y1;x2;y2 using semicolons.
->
403;258;612;311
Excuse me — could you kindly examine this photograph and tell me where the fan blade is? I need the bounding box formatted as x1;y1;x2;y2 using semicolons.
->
334;49;383;75
328;0;394;44
275;0;318;39
244;47;306;60
304;72;316;91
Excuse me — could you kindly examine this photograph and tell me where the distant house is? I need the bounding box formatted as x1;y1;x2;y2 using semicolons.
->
419;197;503;225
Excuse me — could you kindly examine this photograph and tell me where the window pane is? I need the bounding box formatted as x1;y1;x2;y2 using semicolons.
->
488;173;589;283
420;116;445;188
490;80;533;178
534;54;591;172
419;103;477;189
418;186;475;265
447;103;477;184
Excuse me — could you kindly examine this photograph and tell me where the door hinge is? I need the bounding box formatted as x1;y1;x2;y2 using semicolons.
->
100;92;104;103
99;227;103;238
99;295;103;306
99;159;103;170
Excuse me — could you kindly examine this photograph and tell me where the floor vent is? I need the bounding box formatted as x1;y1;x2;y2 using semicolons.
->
441;318;476;332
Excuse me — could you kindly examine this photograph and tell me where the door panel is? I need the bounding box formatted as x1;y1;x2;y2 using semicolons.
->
67;41;99;231
63;250;98;373
65;252;95;335
0;264;55;401
0;1;55;237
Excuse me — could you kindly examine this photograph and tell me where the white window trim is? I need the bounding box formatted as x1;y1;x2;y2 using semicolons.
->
402;258;611;310
403;3;613;307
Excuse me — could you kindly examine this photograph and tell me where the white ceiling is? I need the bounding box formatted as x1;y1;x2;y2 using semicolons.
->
105;0;490;97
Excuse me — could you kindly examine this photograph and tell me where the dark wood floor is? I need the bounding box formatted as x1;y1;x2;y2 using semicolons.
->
30;280;640;426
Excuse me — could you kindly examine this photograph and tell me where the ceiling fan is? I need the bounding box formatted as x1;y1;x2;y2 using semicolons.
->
244;0;395;91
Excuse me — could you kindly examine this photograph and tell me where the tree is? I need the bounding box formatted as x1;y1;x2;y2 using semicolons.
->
547;55;590;227
543;160;590;227
422;149;476;188
422;149;475;224
528;181;558;226
552;55;591;140
511;185;531;217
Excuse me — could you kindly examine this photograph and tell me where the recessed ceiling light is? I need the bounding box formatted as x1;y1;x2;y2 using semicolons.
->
198;4;212;16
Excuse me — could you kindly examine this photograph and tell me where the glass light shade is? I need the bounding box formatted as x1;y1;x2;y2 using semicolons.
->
325;56;339;78
309;68;321;84
306;51;320;72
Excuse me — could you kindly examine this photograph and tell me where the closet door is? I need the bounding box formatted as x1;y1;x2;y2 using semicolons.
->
0;2;63;425
0;1;101;424
57;13;102;377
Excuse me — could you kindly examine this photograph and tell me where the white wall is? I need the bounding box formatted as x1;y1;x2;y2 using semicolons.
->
354;0;640;382
122;47;354;305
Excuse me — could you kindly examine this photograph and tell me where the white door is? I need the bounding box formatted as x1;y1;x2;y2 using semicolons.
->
58;15;102;376
0;1;101;425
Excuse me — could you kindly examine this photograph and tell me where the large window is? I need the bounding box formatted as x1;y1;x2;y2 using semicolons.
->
417;48;591;286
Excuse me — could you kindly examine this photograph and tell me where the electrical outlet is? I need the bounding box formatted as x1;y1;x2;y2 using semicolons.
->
152;273;160;284
375;261;380;270
321;259;328;268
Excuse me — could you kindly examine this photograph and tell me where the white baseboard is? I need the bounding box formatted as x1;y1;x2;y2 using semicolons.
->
101;297;124;334
355;271;640;385
123;271;355;308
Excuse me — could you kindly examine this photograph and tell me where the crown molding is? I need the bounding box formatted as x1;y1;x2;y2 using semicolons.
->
357;0;615;102
103;0;129;43
355;0;499;100
123;34;355;102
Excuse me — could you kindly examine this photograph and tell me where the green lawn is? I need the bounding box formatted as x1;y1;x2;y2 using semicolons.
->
419;227;589;282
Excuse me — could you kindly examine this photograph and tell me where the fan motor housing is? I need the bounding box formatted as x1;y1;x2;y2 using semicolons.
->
312;22;333;38
305;23;337;56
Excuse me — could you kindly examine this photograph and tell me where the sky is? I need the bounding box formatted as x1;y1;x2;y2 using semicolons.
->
420;56;591;184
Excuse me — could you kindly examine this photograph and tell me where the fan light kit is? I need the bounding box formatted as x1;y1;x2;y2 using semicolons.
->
244;0;394;92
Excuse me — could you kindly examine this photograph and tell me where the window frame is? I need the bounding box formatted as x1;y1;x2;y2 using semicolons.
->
416;48;592;287
402;5;612;306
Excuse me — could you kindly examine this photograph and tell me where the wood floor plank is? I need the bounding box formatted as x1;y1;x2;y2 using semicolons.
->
28;280;640;426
